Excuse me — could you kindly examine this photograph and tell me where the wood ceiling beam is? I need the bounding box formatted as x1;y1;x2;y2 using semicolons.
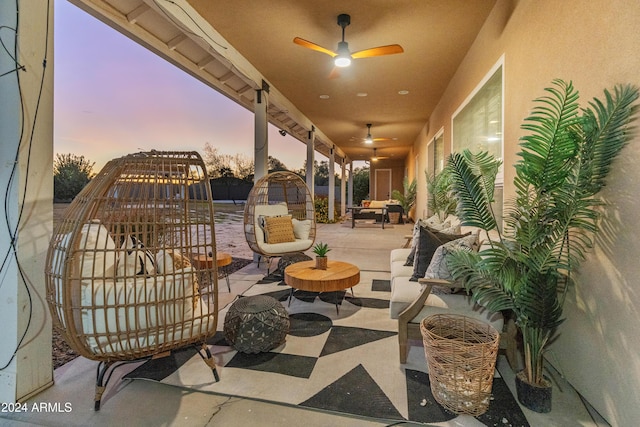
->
126;3;150;24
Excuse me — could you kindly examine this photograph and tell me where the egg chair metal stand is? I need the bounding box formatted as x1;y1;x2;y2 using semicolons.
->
45;151;220;410
244;171;316;273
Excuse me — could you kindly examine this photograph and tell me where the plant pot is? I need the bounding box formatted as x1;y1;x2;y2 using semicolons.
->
315;256;327;270
515;370;552;413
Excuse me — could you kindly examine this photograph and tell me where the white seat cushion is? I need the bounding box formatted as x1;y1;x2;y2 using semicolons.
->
409;293;504;332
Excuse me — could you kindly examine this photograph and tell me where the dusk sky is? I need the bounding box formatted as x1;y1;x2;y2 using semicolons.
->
53;0;311;173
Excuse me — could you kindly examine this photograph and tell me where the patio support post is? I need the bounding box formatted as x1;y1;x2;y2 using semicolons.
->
348;161;354;207
254;81;269;183
306;128;315;199
328;147;335;221
340;158;346;217
253;81;269;263
0;0;54;402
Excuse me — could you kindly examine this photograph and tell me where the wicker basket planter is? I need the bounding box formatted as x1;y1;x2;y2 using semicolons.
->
388;211;401;224
315;256;328;270
420;314;500;416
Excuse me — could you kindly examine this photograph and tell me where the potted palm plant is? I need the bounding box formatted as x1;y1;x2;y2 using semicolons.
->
312;241;331;270
391;177;417;223
426;167;457;221
446;80;638;413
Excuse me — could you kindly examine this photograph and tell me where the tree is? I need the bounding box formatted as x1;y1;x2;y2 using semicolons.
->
202;143;233;178
53;153;95;201
268;156;288;172
233;153;254;180
352;166;369;204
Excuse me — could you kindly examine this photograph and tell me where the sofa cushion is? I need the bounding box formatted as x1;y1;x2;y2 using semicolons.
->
77;220;118;277
389;275;447;319
259;239;314;255
368;200;387;209
408;293;504;333
265;215;296;244
410;226;470;281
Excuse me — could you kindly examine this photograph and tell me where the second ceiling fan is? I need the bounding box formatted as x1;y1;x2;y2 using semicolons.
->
362;123;393;144
294;14;404;70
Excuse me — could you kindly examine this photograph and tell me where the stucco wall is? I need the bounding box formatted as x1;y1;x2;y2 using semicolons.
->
411;0;640;424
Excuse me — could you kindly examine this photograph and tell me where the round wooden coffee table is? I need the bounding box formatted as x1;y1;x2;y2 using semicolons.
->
192;252;233;292
284;260;360;314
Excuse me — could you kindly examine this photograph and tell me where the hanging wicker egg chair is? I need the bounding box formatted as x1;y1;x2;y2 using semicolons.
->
46;151;219;410
244;171;316;269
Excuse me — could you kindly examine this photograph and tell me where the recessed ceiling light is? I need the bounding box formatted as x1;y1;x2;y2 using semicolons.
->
356;92;368;97
398;90;409;95
319;94;330;99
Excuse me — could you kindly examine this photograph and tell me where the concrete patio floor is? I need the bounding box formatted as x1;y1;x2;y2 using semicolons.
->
1;220;607;426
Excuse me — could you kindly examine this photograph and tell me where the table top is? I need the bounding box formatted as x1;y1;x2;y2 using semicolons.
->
347;206;387;212
284;260;360;293
192;252;232;268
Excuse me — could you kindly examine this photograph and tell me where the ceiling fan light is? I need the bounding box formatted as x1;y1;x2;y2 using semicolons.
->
335;41;351;67
335;55;351;67
364;135;373;144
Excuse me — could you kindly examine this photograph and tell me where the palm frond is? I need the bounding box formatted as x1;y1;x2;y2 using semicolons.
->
578;84;639;194
448;151;499;232
517;79;581;193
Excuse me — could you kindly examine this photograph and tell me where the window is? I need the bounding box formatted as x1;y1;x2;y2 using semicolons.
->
452;57;504;183
426;128;445;179
433;132;444;174
452;57;504;228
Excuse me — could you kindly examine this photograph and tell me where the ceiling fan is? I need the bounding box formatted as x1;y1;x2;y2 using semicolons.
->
371;148;390;162
293;14;404;69
362;123;393;144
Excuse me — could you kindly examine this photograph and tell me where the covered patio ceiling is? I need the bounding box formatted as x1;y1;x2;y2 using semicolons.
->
69;0;497;163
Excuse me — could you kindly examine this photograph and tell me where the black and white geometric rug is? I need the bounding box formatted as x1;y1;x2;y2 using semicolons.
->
124;276;529;426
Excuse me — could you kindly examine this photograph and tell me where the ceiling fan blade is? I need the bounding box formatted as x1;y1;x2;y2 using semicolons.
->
293;37;337;57
328;66;341;79
351;44;404;59
373;137;393;142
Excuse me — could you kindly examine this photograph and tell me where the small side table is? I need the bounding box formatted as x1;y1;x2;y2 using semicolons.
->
192;252;233;292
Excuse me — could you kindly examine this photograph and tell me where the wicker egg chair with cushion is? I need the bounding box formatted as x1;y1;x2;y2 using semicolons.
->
244;171;316;271
46;151;220;410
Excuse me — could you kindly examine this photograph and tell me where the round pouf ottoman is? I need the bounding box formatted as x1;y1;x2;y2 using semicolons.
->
224;295;290;353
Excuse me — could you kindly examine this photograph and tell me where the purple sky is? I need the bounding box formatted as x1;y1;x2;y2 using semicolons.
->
53;0;309;173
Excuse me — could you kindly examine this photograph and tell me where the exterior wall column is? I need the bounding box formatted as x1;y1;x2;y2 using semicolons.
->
328;147;335;221
253;81;269;262
0;0;54;402
348;161;354;207
340;159;346;216
254;81;269;183
306;128;314;198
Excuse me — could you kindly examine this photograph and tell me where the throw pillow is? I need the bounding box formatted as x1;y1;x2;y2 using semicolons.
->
424;233;479;281
292;218;312;240
257;215;268;242
404;219;427;266
117;236;156;277
409;226;470;281
265;215;296;244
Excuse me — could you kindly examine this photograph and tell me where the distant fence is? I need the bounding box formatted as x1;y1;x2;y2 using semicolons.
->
204;179;343;202
209;177;253;201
